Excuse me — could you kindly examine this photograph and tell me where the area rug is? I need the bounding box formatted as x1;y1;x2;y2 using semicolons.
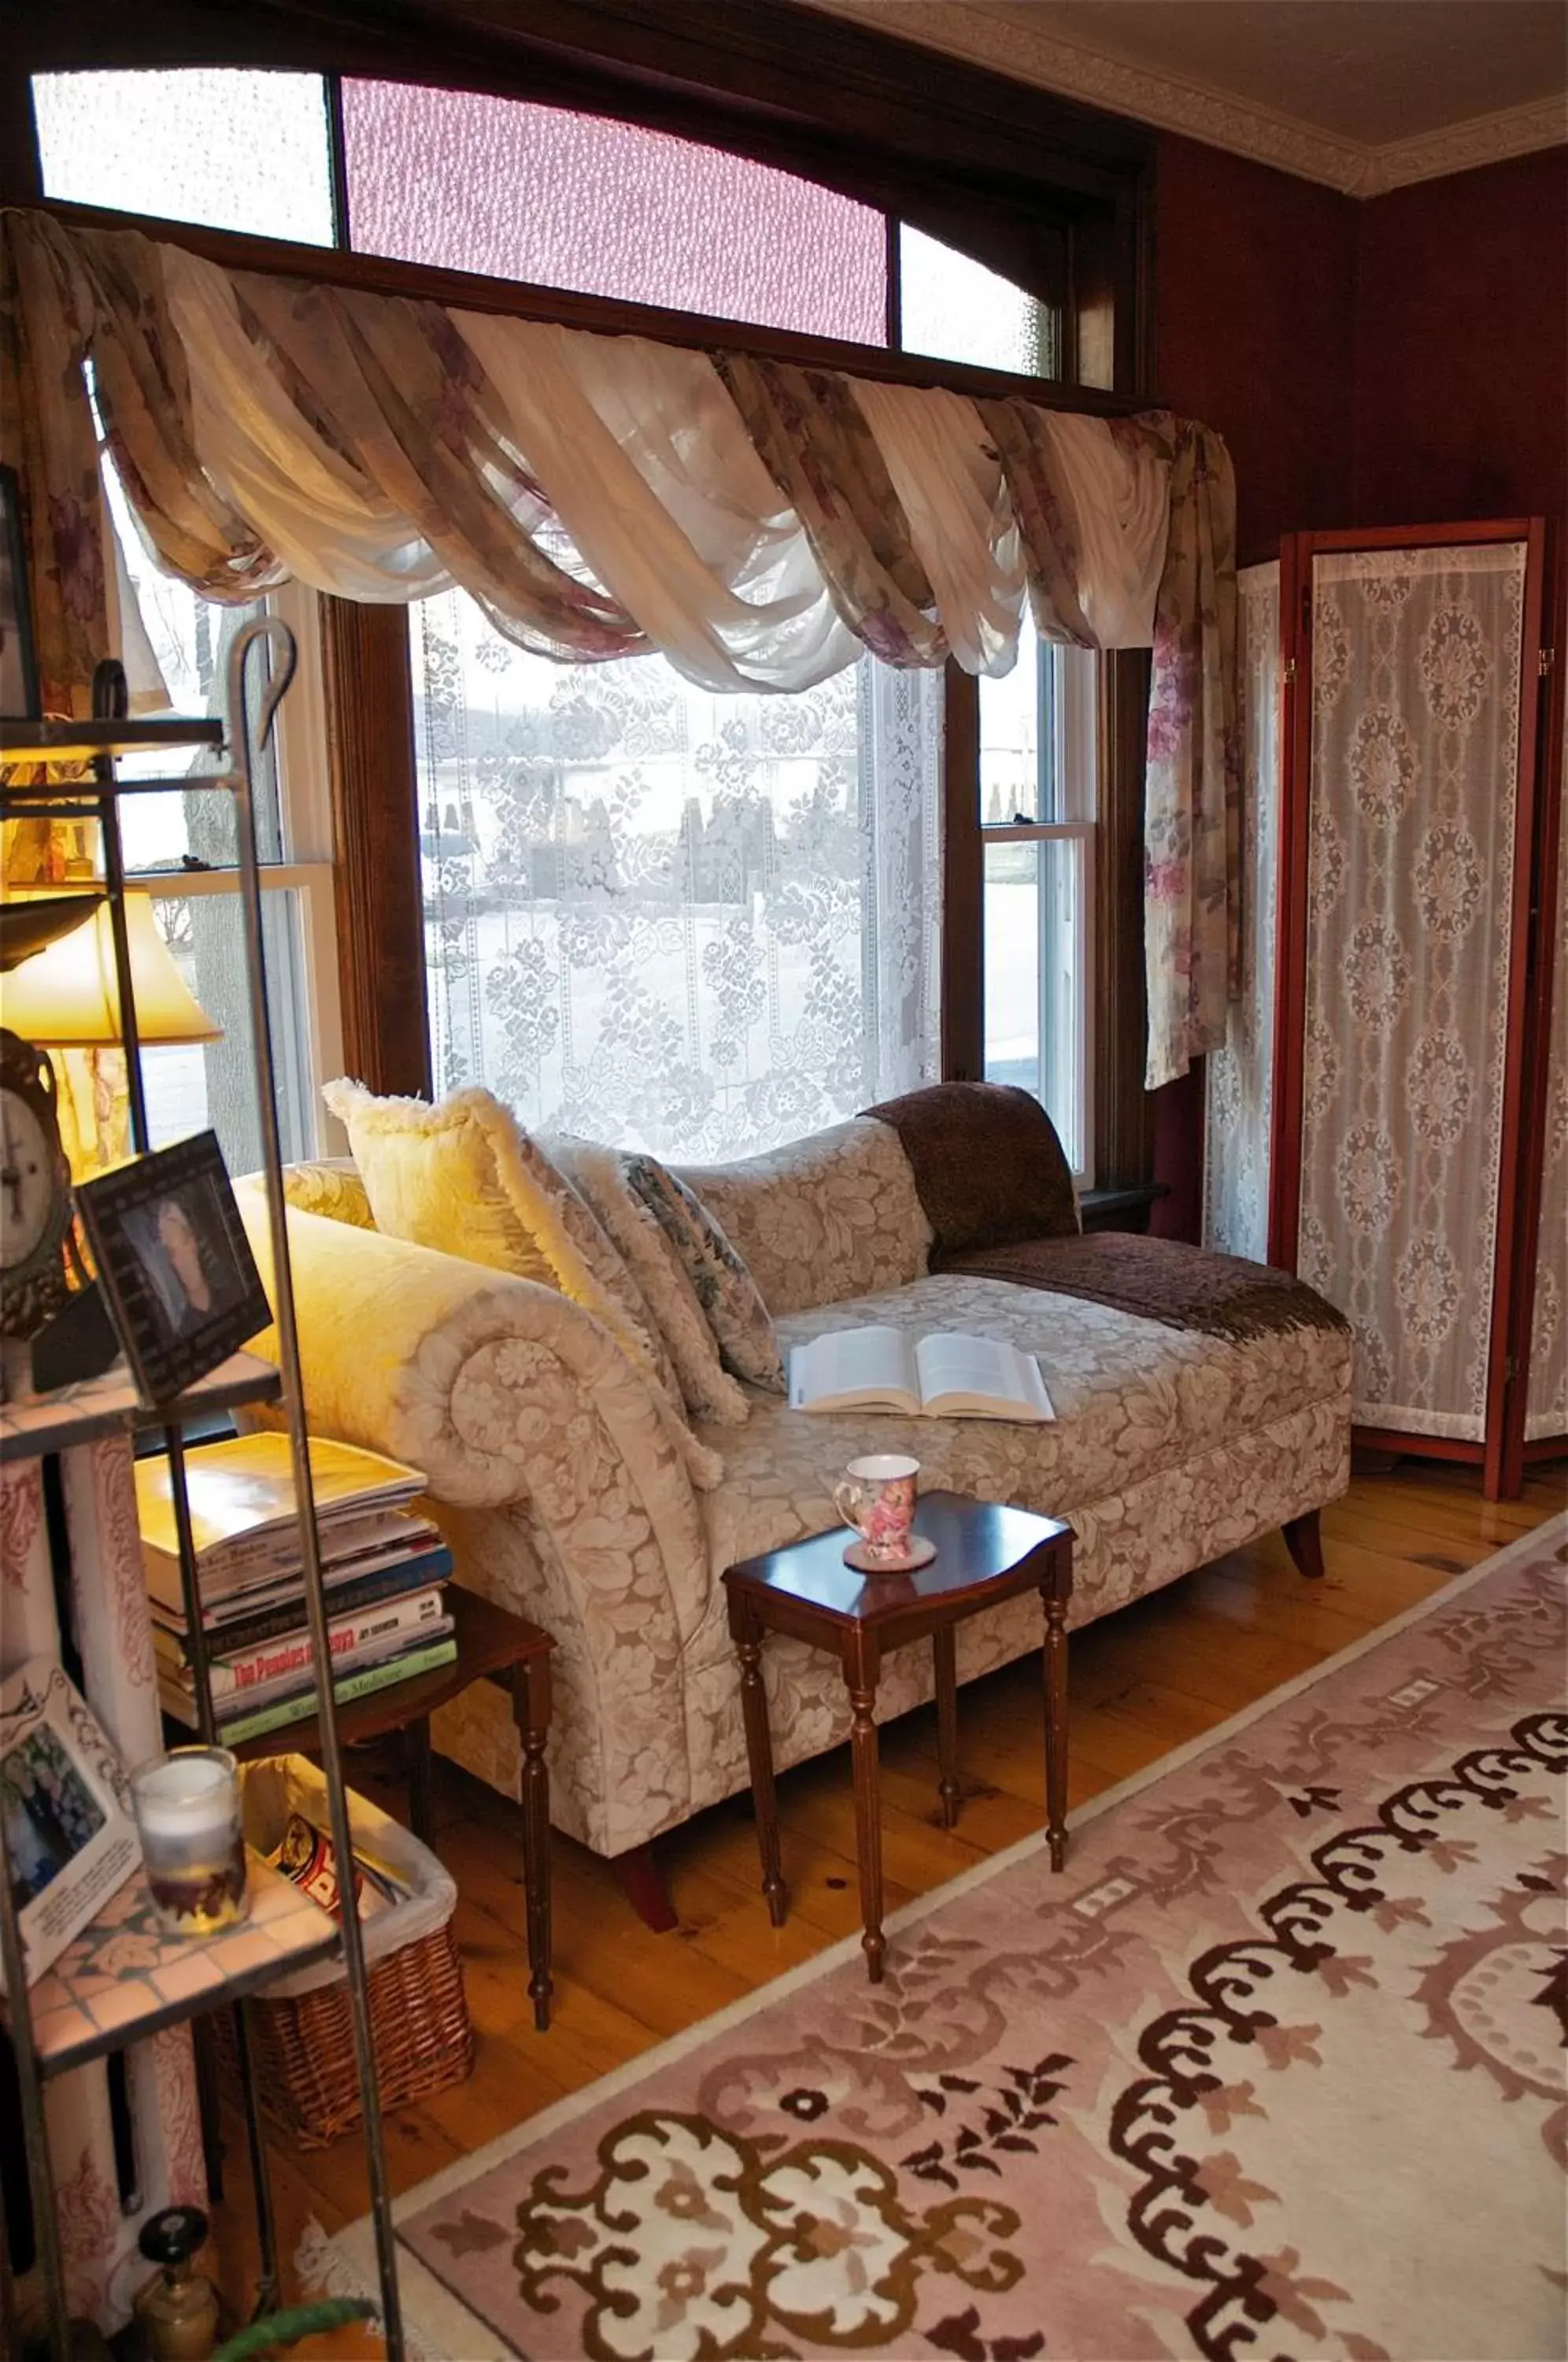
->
330;1516;1567;2361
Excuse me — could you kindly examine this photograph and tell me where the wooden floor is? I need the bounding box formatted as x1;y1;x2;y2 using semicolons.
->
205;1457;1565;2353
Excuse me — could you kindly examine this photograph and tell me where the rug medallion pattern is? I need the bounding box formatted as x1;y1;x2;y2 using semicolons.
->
401;1525;1567;2360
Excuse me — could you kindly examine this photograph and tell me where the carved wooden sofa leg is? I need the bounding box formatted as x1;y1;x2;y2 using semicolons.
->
1282;1509;1326;1580
612;1842;679;1931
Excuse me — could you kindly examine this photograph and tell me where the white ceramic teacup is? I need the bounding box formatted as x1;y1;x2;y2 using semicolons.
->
833;1453;919;1566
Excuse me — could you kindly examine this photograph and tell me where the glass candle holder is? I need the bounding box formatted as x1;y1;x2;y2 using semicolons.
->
129;1747;250;1938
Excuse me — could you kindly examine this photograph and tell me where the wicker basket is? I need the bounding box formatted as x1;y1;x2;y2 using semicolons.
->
220;1757;474;2146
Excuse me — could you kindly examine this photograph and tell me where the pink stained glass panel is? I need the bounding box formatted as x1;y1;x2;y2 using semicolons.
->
341;80;888;345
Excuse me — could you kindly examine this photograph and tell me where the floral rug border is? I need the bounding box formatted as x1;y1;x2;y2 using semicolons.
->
312;1511;1566;2361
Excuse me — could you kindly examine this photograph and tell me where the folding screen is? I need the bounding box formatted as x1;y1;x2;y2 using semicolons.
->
1207;520;1564;1498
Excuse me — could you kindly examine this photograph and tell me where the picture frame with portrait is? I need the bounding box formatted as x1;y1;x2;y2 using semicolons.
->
75;1131;272;1405
0;1655;139;1991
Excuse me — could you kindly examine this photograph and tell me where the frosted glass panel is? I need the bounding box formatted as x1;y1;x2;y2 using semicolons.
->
900;226;1055;377
33;70;335;245
342;81;887;343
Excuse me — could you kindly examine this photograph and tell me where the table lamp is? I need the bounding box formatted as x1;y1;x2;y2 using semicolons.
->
1;893;221;1176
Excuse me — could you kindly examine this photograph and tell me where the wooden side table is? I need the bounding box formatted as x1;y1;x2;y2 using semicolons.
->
723;1489;1073;1983
233;1586;555;2031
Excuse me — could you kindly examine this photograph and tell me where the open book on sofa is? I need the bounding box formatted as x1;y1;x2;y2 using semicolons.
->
788;1326;1054;1423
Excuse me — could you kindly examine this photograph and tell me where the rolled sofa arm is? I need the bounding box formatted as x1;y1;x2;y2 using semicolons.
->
232;1188;712;1653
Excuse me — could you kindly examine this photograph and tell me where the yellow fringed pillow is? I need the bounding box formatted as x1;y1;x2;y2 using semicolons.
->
320;1081;723;1490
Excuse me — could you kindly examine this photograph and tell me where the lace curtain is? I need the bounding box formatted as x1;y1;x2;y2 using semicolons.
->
1204;561;1279;1262
1298;542;1526;1440
2;205;1241;1090
417;594;940;1159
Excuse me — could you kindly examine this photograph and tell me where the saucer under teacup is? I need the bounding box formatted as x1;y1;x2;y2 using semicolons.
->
843;1533;938;1573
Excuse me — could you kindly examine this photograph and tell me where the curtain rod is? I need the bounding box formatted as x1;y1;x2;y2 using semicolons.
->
23;198;1157;419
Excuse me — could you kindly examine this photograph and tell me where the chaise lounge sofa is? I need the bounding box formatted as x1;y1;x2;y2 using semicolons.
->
239;1084;1351;1923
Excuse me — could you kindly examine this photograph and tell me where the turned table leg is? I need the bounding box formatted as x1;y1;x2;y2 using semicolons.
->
510;1653;554;2032
732;1605;787;1926
846;1669;886;1983
933;1626;960;1830
1041;1552;1071;1872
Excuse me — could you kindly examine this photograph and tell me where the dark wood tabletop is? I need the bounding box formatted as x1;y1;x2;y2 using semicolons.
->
723;1488;1072;1627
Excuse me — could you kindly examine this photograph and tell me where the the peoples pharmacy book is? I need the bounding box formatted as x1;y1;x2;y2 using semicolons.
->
789;1327;1055;1423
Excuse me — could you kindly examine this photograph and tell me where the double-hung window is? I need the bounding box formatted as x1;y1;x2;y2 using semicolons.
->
978;624;1098;1183
103;475;342;1175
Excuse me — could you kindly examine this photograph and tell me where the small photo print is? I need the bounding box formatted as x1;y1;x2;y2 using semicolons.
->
2;1723;107;1916
119;1174;251;1349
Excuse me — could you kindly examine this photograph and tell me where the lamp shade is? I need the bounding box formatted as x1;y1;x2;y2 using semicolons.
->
1;894;221;1046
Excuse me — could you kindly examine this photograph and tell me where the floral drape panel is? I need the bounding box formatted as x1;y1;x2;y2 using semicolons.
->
1204;561;1280;1261
1;206;1241;1087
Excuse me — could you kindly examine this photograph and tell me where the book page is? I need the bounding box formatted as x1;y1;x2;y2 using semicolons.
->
914;1332;1054;1422
789;1326;920;1413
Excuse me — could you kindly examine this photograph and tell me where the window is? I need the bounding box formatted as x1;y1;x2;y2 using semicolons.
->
103;469;342;1177
978;624;1096;1180
412;591;941;1160
31;69;336;244
31;69;1060;378
341;81;888;342
898;227;1057;378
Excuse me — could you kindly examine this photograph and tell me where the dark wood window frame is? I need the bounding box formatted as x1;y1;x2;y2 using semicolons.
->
7;0;1158;1172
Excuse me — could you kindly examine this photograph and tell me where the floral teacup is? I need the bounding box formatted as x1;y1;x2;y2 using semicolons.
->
833;1454;919;1568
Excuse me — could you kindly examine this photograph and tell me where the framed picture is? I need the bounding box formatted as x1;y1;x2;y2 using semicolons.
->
0;464;40;721
75;1131;272;1404
0;1655;139;1991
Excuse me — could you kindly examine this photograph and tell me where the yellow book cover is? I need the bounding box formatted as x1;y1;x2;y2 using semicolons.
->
135;1433;426;1568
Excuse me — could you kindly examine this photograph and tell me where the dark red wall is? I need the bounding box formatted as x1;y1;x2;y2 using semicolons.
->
1146;135;1359;1237
1352;147;1568;526
1152;132;1359;565
1143;133;1566;1238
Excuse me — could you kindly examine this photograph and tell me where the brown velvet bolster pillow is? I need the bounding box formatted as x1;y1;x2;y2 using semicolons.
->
860;1081;1078;1261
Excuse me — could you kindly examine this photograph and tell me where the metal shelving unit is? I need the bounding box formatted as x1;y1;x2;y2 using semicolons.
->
0;622;405;2360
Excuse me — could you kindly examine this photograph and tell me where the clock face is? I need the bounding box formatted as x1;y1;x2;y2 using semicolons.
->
1;1087;57;1271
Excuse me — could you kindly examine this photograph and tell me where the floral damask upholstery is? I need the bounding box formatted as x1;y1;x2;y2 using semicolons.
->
246;1120;1350;1865
674;1118;934;1316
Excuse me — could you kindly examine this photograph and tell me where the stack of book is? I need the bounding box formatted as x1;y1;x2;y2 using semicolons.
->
138;1435;457;1748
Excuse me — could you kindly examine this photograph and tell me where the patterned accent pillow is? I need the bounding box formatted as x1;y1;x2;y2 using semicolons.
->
550;1138;753;1427
280;1159;375;1230
623;1153;786;1394
321;1081;723;1489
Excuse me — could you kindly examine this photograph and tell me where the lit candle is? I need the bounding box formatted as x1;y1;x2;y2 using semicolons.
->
129;1748;249;1938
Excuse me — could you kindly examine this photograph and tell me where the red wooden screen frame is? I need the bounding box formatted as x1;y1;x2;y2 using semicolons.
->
1266;516;1562;1499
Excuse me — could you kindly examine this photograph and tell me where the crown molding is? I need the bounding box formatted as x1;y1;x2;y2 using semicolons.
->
793;0;1567;197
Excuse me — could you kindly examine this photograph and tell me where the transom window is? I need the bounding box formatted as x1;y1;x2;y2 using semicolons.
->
33;68;1057;372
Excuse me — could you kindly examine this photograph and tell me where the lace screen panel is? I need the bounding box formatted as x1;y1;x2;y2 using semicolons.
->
1525;726;1566;1441
1299;542;1527;1439
414;594;941;1161
342;80;887;343
1204;562;1281;1262
33;69;335;244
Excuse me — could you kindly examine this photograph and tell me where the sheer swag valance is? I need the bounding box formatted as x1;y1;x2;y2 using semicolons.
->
1;207;1238;1087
